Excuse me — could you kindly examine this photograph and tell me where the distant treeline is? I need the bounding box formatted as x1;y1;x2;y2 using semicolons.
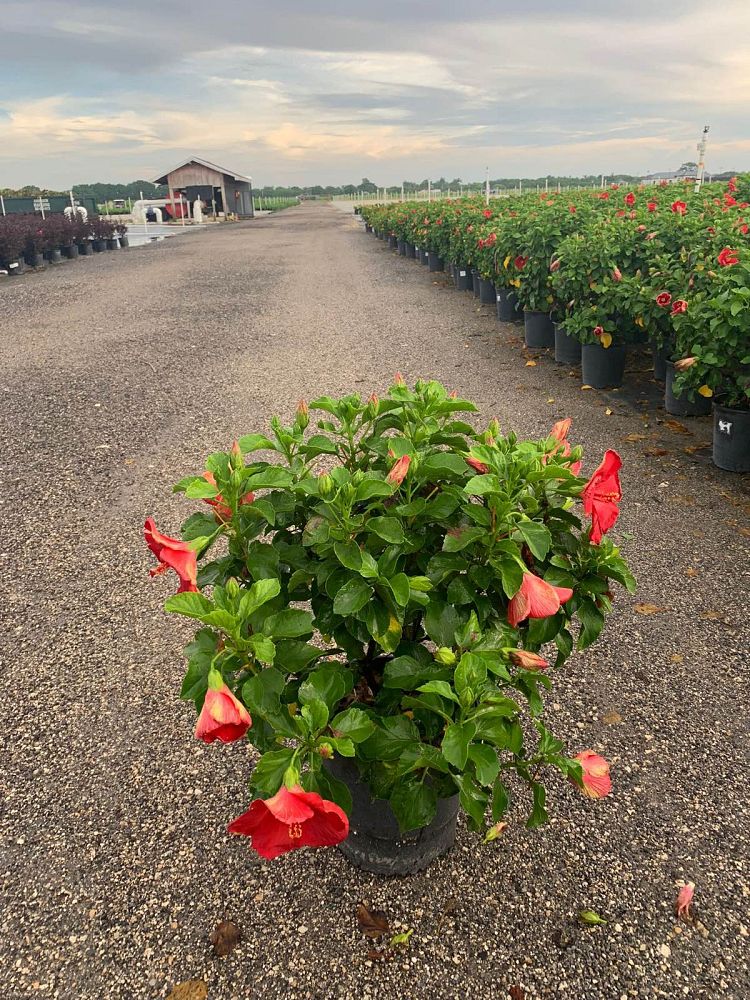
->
1;181;167;200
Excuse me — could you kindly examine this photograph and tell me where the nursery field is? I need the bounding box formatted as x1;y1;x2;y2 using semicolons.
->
1;202;748;1000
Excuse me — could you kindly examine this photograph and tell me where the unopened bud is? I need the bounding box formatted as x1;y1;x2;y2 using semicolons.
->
366;393;379;418
484;821;509;843
226;577;240;600
317;743;333;759
318;472;334;498
674;356;696;372
230;440;243;470
394;371;406;386
296;399;309;429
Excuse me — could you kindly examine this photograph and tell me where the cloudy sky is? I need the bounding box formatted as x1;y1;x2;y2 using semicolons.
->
2;0;749;188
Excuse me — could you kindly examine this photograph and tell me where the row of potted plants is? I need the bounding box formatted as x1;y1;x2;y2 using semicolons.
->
361;178;750;473
0;214;129;273
146;381;633;873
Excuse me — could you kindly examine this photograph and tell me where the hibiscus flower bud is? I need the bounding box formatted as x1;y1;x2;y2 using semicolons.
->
466;456;489;474
296;399;309;429
394;371;406;386
317;743;334;759
508;649;549;670
674;356;696;371
550;258;561;272
572;750;612;799
230;440;243;470
435;647;456;665
386;454;411;486
317;472;334;498
611;266;622;282
226;577;240;600
195;672;252;744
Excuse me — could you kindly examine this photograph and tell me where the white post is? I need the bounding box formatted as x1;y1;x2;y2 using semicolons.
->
485;166;490;205
40;200;45;221
695;125;709;193
69;190;76;210
428;180;431;202
0;195;4;216
141;190;148;234
401;183;404;202
181;194;186;227
545;178;548;193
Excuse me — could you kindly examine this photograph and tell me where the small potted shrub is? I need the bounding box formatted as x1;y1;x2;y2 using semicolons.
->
114;221;129;247
0;216;27;274
146;379;634;873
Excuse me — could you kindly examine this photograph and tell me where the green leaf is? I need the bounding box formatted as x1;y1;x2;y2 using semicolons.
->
424;600;461;646
248;634;276;664
274;640;324;671
387;572;411;607
491;777;509;821
333;578;373;616
180;629;218;703
334;540;362;572
367;516;405;544
313;766;352;814
164;592;214;621
301;698;329;733
239;578;281;620
443;526;485;552
262;608;314;638
302;434;338;455
441;721;477;769
298;664;353;712
330;707;376;742
390;781;438;833
467;743;500;786
464;474;502;495
453;773;489;829
358;716;420;762
184;478;219;499
497;558;524;600
526;782;548;829
355;478;394;501
181;512;220;541
421;453;472;479
516;521;552;561
251;748;296;795
417;680;460;703
577;599;605;649
383;657;452;690
454;652;487;696
238;433;276;454
244;467;294;490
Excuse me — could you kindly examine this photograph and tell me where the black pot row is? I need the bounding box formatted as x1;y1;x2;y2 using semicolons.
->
366;224;750;474
2;237;128;275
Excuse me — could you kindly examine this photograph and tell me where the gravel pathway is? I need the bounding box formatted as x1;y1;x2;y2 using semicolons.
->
1;203;748;1000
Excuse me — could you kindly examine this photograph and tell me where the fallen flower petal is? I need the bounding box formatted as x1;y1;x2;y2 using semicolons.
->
676;882;695;920
573;751;612;799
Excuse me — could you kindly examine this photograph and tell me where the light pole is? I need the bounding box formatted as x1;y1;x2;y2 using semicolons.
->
695;125;710;193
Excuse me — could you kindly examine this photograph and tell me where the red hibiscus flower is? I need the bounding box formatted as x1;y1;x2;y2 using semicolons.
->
466;456;489;474
615;209;626;217
624;192;636;207
671;200;687;215
144;518;199;593
728;176;738;193
582;450;622;544
550;258;561;272
483;209;492;218
478;238;485;249
387;454;411;486
718;246;739;267
572;751;612;799
508;572;573;627
484;232;497;247
611;266;622;282
598;192;610;200
671;299;688;315
514;255;528;270
544;418;582;475
725;195;737;207
655;291;672;308
593;325;604;337
551;418;572;442
195;678;251;743
569;204;577;213
741;224;749;236
647;201;657;212
508;649;549;670
228;785;349;859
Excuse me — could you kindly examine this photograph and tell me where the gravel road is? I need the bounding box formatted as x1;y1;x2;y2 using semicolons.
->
1;203;748;1000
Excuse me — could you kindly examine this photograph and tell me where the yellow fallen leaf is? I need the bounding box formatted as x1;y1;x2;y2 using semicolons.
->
700;610;724;621
634;603;667;615
605;408;613;415
602;709;623;724
600;332;613;348
547;398;555;404
625;433;648;442
685;567;698;578
581;384;593;390
671;654;684;664
698;384;713;397
525;360;537;367
503;254;511;268
167;982;208;1000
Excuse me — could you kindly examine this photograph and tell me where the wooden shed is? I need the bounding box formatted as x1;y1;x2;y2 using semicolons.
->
153;157;254;219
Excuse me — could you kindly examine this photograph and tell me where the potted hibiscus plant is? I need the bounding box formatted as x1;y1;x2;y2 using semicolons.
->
145;378;634;874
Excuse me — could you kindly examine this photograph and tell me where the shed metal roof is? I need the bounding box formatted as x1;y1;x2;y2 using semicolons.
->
153;156;252;185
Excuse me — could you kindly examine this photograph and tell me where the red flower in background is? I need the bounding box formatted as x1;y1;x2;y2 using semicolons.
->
728;176;738;193
593;325;604;337
582;450;622;544
598;192;610;200
615;209;626;217
569;204;577;213
647;201;657;212
611;266;622;282
671;200;687;215
550;258;561;272
514;255;528;270
547;417;581;475
718;247;739;267
228;785;349;859
671;299;688;315
624;192;636;207
655;291;672;307
573;751;612;799
195;681;251;744
483;209;492;218
508;572;573;627
144;518;199;593
202;471;254;521
466;456;489;474
724;195;737;207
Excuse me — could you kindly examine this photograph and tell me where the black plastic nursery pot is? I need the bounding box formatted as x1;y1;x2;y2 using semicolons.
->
25;252;45;268
554;324;581;364
365;224;373;234
523;310;555;349
388;235;398;250
63;244;79;259
397;239;406;255
712;404;750;473
471;269;481;297
78;241;94;255
652;343;668;382
405;242;415;259
455;265;472;292
6;259;25;275
496;287;521;322
581;343;626;388
427;251;444;272
421;248;429;265
479;278;496;305
119;235;129;248
44;248;63;263
664;362;711;417
326;756;459;875
93;239;107;252
106;237;119;251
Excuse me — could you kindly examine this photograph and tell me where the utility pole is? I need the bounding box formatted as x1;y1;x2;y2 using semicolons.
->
485;166;490;205
695;125;710;193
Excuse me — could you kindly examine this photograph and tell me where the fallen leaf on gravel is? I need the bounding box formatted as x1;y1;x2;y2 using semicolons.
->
624;433;648;442
676;882;695;921
357;903;389;939
509;987;526;1000
700;610;725;621
643;448;668;457
634;603;667;615
685;567;698;578
602;710;622;724
389;928;414;948
211;919;241;957
581;384;593;390
578;909;608;926
670;494;696;505
605;408;613;415
739;527;750;538
525;360;537;367
664;419;692;434
671;654;684;664
547;398;555;403
166;981;207;1000
683;444;709;454
367;948;392;961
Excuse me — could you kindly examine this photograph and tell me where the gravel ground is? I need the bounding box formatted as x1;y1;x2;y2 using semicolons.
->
1;203;749;1000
